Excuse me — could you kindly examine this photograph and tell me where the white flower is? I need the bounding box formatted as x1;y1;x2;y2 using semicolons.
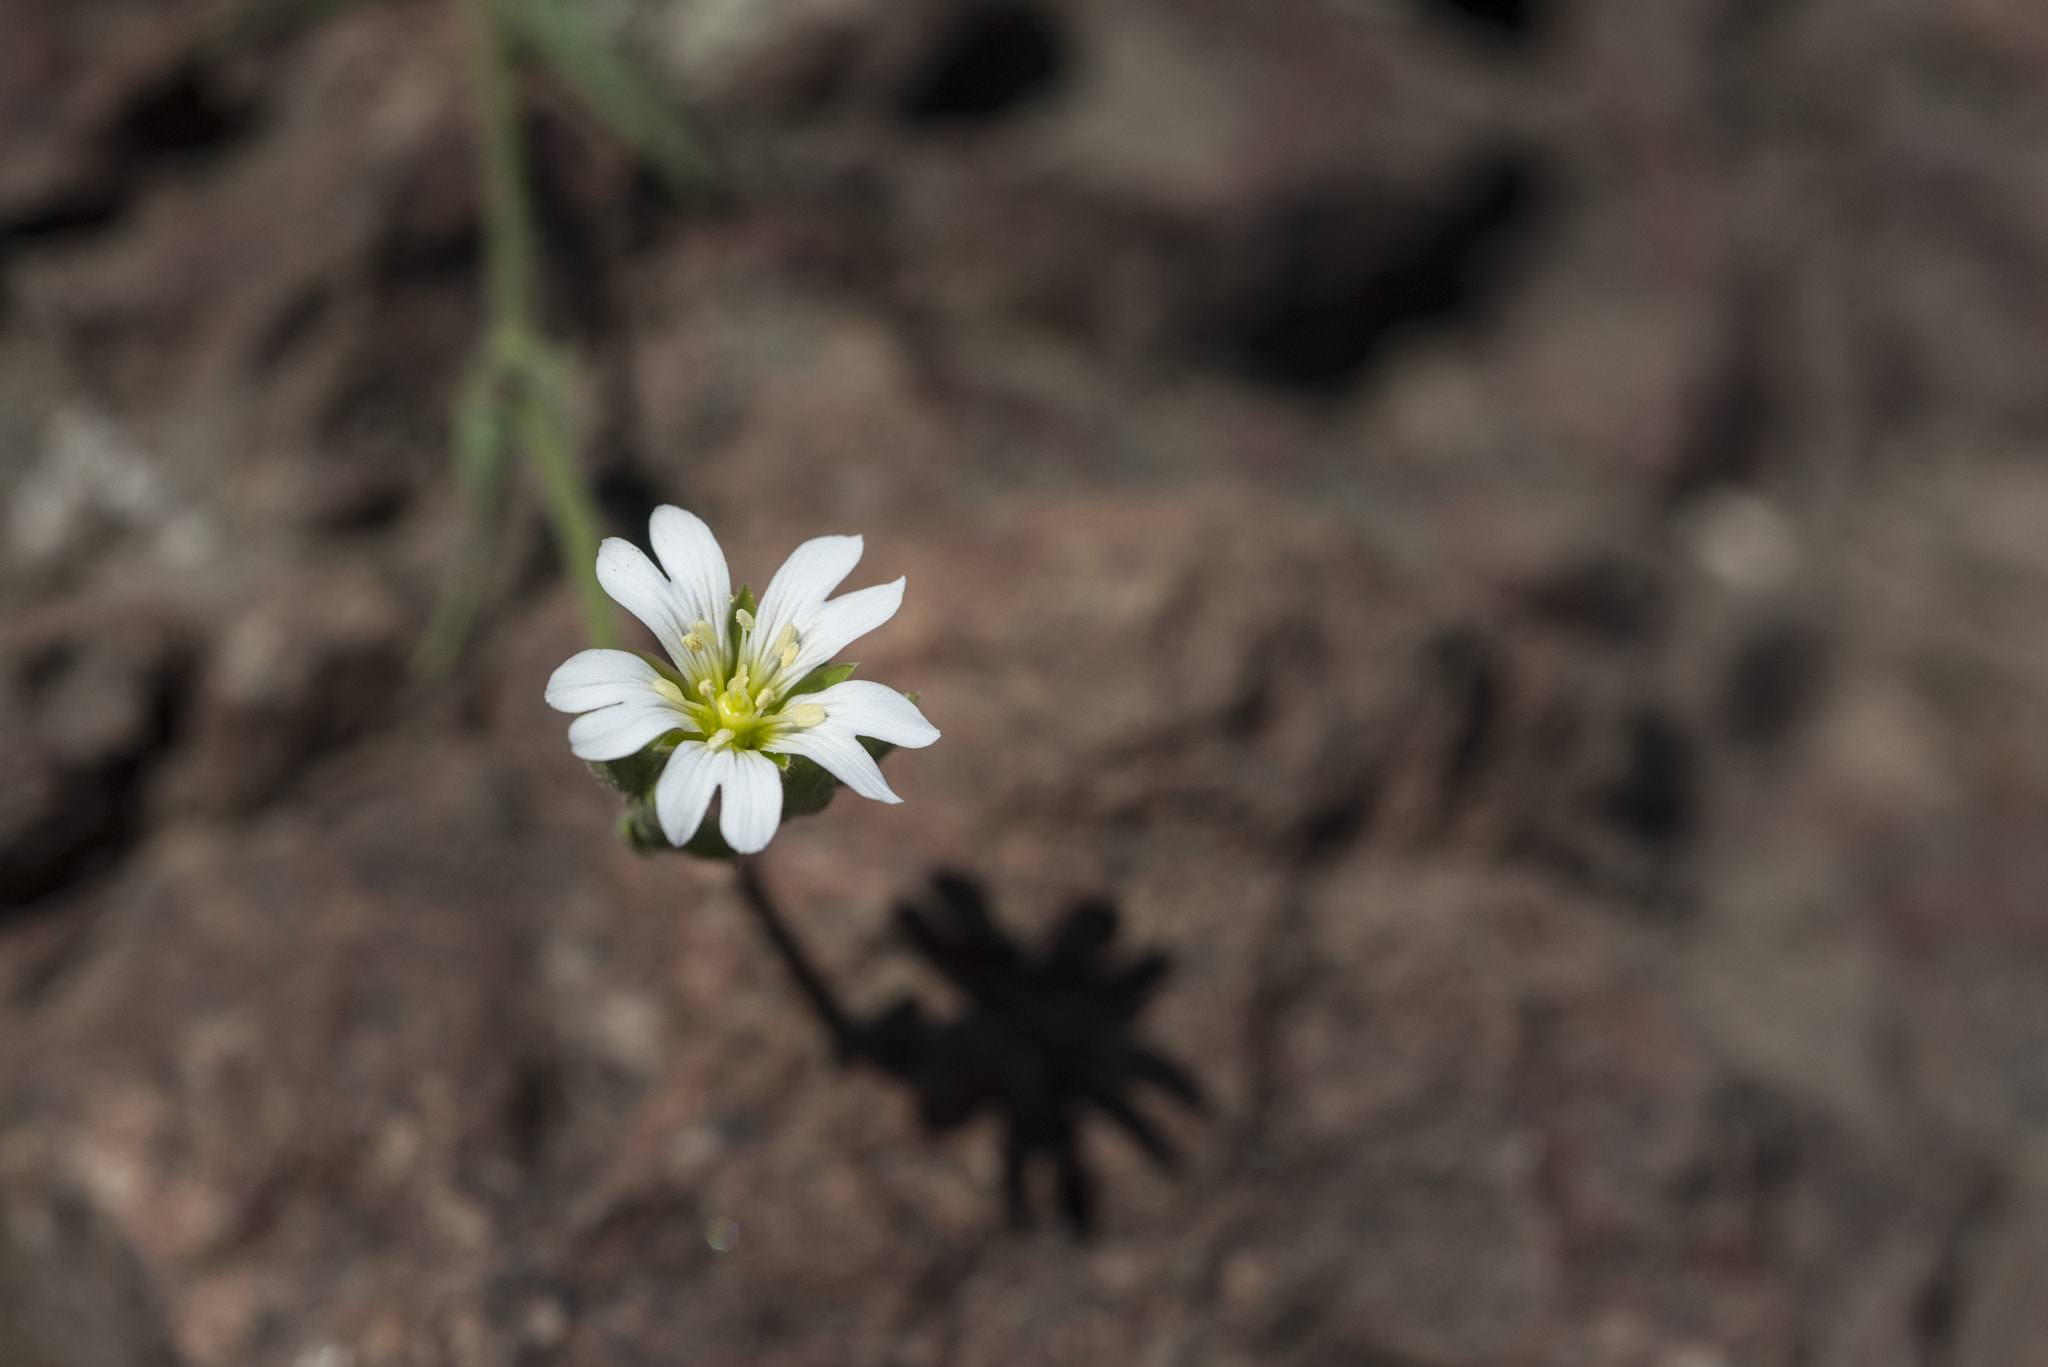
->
545;506;939;854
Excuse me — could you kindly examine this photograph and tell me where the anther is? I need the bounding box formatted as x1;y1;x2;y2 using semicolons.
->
650;678;688;708
772;623;797;655
754;688;775;710
705;728;734;751
735;608;756;632
779;643;799;670
787;704;826;729
696;680;716;699
680;632;704;653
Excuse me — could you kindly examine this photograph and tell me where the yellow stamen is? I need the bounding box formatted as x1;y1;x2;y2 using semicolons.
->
735;607;756;632
705;728;734;751
651;678;689;708
680;632;704;653
697;680;716;699
786;704;826;729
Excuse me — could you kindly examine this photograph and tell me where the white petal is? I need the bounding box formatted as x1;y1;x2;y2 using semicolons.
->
655;741;721;846
596;537;690;660
756;534;863;644
808;680;939;748
648;506;731;649
767;720;899;803
567;699;688;761
545;648;662;713
719;750;784;853
787;579;904;677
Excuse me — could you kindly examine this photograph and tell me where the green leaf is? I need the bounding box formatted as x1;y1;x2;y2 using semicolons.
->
784;661;857;698
496;0;709;194
415;350;516;676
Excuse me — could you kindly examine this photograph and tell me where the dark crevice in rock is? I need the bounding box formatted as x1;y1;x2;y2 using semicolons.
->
1722;615;1828;749
0;184;131;251
1668;280;1778;505
111;63;260;161
1597;707;1697;849
248;285;332;378
1415;0;1550;44
1520;557;1668;646
1913;1171;2003;1366
0;61;262;263
1429;626;1505;812
1210;152;1546;395
0;635;191;920
1298;781;1380;862
898;3;1071;126
504;1055;571;1172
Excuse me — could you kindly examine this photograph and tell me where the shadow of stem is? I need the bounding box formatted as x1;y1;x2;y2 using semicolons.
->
732;857;1203;1236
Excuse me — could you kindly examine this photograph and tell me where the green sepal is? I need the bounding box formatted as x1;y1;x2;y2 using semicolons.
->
678;815;738;859
587;733;682;797
779;753;842;819
619;801;671;854
784;661;857;699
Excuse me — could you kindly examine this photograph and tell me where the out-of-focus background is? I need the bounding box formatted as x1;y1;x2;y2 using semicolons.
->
6;0;2048;1363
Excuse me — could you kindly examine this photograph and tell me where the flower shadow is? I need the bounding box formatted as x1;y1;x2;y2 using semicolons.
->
737;865;1204;1236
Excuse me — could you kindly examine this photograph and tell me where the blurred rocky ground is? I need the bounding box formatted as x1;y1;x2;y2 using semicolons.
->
6;0;2048;1363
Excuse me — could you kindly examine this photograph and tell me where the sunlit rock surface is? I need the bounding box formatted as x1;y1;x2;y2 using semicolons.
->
6;0;2048;1363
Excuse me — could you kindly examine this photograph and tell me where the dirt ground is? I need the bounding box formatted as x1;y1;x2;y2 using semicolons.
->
6;0;2048;1364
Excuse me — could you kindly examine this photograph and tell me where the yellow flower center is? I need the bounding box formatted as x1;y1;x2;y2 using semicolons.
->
646;610;824;751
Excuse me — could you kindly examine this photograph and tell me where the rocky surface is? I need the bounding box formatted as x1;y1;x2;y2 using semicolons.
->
6;0;2048;1364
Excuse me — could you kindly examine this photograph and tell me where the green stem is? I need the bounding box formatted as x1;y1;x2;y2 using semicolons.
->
463;0;536;333
454;0;615;652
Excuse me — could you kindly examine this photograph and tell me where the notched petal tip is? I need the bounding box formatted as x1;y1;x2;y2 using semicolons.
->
759;533;867;634
810;680;940;749
718;751;784;853
766;720;901;803
648;506;733;633
786;578;906;677
655;741;720;847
